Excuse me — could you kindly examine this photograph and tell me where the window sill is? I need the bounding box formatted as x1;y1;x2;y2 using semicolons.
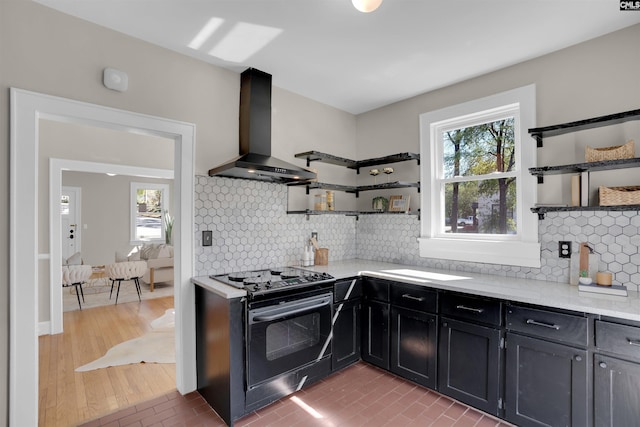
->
418;237;541;268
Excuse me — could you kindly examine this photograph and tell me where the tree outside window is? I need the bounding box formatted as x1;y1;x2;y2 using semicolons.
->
442;117;516;235
131;182;170;243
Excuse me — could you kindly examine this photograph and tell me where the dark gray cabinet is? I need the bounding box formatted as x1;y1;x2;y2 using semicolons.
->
505;304;589;427
593;319;640;426
438;293;503;415
389;283;438;388
438;293;503;416
390;306;437;388
332;277;362;371
439;318;501;415
361;276;390;369
361;298;389;369
593;354;640;427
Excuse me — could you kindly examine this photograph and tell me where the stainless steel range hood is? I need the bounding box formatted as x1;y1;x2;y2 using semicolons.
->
208;68;316;183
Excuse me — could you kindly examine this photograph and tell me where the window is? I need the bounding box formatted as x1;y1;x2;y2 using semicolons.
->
419;85;540;268
130;182;170;244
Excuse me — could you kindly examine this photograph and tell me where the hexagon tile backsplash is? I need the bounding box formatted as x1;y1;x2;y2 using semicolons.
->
194;175;356;275
194;175;640;291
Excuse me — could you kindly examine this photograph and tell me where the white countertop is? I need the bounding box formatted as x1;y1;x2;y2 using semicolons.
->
193;259;640;322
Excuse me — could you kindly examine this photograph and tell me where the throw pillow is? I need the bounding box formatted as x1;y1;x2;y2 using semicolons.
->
156;244;171;259
139;244;155;260
66;252;83;265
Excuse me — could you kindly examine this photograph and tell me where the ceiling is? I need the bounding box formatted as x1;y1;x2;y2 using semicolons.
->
35;0;640;114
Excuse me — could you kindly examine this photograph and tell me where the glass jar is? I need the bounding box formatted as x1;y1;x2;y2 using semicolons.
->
314;194;327;211
326;191;334;211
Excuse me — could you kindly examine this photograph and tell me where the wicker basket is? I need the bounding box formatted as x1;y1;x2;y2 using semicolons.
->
599;185;640;206
586;140;634;162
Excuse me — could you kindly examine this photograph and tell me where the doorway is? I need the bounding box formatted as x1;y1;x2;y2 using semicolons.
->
10;88;196;426
61;186;81;262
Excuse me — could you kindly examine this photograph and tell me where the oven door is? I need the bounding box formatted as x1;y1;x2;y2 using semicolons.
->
247;292;333;387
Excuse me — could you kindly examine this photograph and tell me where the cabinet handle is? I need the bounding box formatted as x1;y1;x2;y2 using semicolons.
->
599;361;607;369
627;339;640;347
525;319;560;330
574;355;582;362
402;294;425;302
456;305;484;314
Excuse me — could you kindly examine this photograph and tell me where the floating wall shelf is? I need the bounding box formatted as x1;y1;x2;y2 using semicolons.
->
528;107;640;218
295;151;420;173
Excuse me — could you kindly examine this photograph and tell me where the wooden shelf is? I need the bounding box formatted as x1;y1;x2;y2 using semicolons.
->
531;204;640;219
287;209;420;220
351;153;420;172
287;181;357;193
295;151;420;172
529;158;640;182
528;108;640;147
288;180;419;197
294;151;357;168
353;181;420;196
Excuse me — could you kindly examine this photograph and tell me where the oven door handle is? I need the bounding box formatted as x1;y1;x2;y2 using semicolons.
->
251;295;332;323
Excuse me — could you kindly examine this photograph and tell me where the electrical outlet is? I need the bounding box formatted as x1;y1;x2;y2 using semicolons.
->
311;231;318;241
202;230;212;247
559;241;571;258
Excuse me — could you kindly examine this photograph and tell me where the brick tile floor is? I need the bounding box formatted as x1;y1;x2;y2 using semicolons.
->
79;363;514;427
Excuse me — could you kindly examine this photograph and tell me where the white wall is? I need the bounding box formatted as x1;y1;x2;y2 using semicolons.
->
355;24;640;212
0;1;355;422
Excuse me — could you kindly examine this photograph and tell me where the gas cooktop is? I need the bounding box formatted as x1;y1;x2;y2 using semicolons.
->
210;267;334;296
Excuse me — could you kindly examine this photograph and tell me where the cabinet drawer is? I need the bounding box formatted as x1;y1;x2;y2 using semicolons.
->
440;293;502;326
334;278;362;303
596;320;640;360
390;283;437;313
362;277;390;302
506;304;587;347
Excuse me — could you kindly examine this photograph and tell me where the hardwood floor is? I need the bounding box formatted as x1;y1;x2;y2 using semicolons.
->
39;296;177;427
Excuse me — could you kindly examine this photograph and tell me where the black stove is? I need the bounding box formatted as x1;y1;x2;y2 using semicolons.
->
210;267;334;296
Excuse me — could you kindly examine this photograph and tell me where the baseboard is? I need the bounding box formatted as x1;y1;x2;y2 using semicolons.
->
38;321;51;336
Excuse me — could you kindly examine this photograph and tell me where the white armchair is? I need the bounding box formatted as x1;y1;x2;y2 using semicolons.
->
105;261;147;304
62;265;93;310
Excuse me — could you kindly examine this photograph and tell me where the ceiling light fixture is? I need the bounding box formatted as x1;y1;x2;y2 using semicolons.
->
352;0;383;13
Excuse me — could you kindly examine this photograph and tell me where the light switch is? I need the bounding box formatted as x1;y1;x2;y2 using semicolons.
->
202;230;212;247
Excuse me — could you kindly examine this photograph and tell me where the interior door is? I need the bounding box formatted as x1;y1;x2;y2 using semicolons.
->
61;186;81;260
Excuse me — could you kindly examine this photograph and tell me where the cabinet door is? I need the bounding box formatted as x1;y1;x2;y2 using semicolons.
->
361;299;389;369
438;317;501;415
390;306;437;389
505;333;588;427
594;354;640;427
332;299;361;371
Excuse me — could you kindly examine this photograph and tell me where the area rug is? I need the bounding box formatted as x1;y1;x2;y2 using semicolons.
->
75;308;175;372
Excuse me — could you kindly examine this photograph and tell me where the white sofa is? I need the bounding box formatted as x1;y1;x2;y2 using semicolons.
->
117;244;174;292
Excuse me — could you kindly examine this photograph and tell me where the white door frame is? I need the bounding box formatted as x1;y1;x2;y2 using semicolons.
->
10;88;196;426
50;160;174;335
61;185;82;261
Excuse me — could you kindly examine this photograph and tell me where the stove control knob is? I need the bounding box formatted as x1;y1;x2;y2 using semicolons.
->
253;285;261;291
265;283;273;289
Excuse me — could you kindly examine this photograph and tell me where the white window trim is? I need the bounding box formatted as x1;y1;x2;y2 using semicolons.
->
418;85;540;268
130;182;170;244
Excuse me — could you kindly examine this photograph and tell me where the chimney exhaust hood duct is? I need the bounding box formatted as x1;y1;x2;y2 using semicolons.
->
208;68;316;183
